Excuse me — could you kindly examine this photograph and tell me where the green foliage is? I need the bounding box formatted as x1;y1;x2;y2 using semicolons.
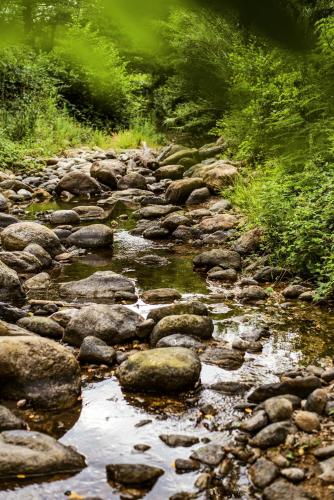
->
110;119;165;150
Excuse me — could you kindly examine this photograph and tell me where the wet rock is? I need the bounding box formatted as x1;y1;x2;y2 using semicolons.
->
0;251;45;274
106;463;164;486
147;301;208;323
209;380;252;395
155;164;187;180
233;228;262;255
240;410;269;433
161;213;190;232
249;457;279;488
190;444;225;466
294;410;320;432
156;334;202;349
73;205;106;221
64;304;144;346
151;314;213;346
67;224;113;249
0;213;19;228
264;397;293;422
319;457;334;483
60;271;135;300
175;458;200;473
313;445;334;460
263;479;310;500
135;204;180;219
193;249;241;270
159;434;199;447
56;171;101;196
1;222;62;257
195;472;211;490
248;376;322;403
24;272;50;291
238;285;268;302
17;316;64;339
232;337;263;352
186;187;210;205
198;214;238;233
200;347;244;370
134;444;151;452
118;347;201;393
0;406;26;431
208;268;238;282
0;261;25;301
282;285;310;299
253;266;291;283
0;430;85;479
305;388;327;414
49;210;80;225
135;254;170;267
143;225;169;239
250;421;293;448
166;178;204;204
281;467;305;482
118;172;147;190
90;161;118;188
0;335;80;409
142;288;181;304
79;336;116;365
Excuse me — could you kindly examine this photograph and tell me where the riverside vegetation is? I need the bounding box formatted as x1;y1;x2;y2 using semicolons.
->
0;1;334;499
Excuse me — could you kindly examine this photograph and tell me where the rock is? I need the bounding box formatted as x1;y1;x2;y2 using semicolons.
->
159;434;199;447
0;261;24;301
313;445;334;460
208;268;238;282
240;410;269;433
155;164;187;180
0;336;80;409
238;285;268;301
210;199;232;212
186;187;210;205
2;222;62;257
200;347;244;370
175;458;200;473
118;172;147;190
172;225;200;242
190;444;225;466
135;204;180;219
0;430;85;479
50;308;78;328
322;368;334;383
0;193;9;212
198;214;238;232
248;376;322;403
133;444;151;452
17;316;64;339
67;224;113;249
118;347;201;393
253;266;291;283
90;161;118;188
0;406;26;431
49;210;80;225
160;148;198;166
151;314;213;346
24;243;52;268
263;479;310;499
64;304;144;347
250;421;293;448
209;380;252;395
193;249;241;270
24;272;50;291
59;271;135;300
0;213;19;228
232;338;263;352
147;301;208;323
135;254;170;267
305;388;327;414
156;334;202;349
282;285;310;299
188;161;238;192
294;411;320;432
142;288;181;304
299;290;315;302
161;213;190;232
143;225;169;239
56;171;101;196
0;251;44;274
281;468;305;482
319;457;334;483
73;205;106;220
264;397;293;422
249;457;279;488
165;178;204;204
233;228;262;255
106;463;164;486
79;336;116;365
0;303;26;323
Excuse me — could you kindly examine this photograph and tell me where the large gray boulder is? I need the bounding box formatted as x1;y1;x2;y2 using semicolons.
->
59;271;135;300
0;336;81;409
0;261;24;301
118;347;201;393
151;314;213;346
63;304;145;347
193;249;241;270
56;171;101;196
0;430;85;479
66;224;114;249
1;222;62;257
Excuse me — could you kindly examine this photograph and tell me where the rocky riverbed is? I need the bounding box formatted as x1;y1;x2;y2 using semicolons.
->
0;142;333;499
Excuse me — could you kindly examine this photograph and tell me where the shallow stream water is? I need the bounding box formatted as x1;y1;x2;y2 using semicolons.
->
2;200;334;499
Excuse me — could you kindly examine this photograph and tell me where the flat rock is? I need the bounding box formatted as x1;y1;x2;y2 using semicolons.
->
135;204;180;219
0;430;85;479
159;434;199;447
248;376;322;403
59;271;135;300
190;444;225;466
106;463;164;486
118;347;201;394
142;288;181;304
200;347;244;370
151;314;213;346
156;334;202;349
